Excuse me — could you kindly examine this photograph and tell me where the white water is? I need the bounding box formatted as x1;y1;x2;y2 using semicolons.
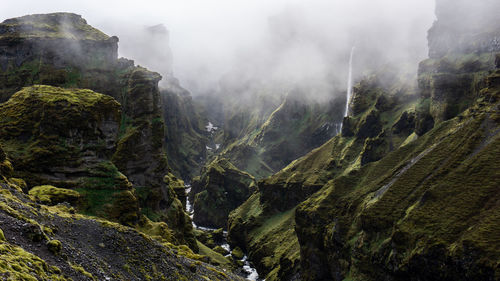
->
206;121;218;132
184;185;262;280
344;46;355;118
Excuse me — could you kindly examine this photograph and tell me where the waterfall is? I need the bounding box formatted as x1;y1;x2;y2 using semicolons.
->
344;46;355;117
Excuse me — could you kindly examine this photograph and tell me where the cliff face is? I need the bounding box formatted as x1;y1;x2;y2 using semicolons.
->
428;0;500;59
418;0;500;124
161;78;208;180
227;70;419;281
192;158;256;229
0;13;196;249
296;70;500;280
0;145;244;281
0;13;119;102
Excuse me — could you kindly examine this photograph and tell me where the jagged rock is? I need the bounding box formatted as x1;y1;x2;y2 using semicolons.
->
356;109;383;139
0;85;121;186
193;158;256;228
392;111;416;135
296;81;500;280
0;13;196;249
0;13;119;102
360;131;391;165
161;78;208;180
418;0;499;124
228;70;424;281
428;0;500;59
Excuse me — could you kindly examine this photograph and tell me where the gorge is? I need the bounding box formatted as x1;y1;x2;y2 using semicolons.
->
0;0;499;280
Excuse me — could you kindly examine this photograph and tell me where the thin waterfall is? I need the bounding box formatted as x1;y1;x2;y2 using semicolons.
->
344;46;355;117
338;46;355;134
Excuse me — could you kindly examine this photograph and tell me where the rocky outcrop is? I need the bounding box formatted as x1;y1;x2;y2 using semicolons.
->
161;77;208;180
0;85;140;225
0;13;119;102
418;0;500;125
0;13;196;250
295;71;500;280
428;0;500;59
228;71;419;281
192;158;256;228
0;151;244;281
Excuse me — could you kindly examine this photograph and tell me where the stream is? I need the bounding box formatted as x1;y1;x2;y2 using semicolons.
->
185;185;262;281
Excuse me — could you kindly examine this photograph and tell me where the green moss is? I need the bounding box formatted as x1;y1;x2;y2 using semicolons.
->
69;262;96;280
0;242;68;280
230;247;244;260
294;82;500;280
29;185;80;205
0;13;110;41
47;239;62;254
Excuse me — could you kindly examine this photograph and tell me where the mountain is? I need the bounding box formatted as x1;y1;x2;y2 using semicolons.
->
0;12;241;280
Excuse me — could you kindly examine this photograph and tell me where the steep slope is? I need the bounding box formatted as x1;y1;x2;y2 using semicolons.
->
0;13;196;250
191;158;256;229
296;69;500;280
228;70;420;281
161;78;209;180
0;145;244;281
0;85;138;225
217;91;345;179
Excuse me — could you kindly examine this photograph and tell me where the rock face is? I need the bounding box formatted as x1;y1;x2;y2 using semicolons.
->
161;78;208;180
192;158;256;228
418;0;500;125
0;85;140;225
219;90;345;179
295;70;500;280
228;70;419;281
0;148;244;281
0;13;196;249
428;0;500;59
0;13;119;102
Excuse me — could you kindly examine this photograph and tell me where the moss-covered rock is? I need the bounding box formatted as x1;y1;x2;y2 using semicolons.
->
192;158;256;229
161;79;208;180
28;185;80;205
228;69;422;281
295;70;500;281
46;239;62;254
231;246;244;260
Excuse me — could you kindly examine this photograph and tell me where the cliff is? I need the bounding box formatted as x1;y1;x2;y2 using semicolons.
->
0;144;244;280
0;13;196;250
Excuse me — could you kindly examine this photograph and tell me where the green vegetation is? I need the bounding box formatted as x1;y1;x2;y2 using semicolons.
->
0;13;110;41
28;185;80;205
46;239;62;254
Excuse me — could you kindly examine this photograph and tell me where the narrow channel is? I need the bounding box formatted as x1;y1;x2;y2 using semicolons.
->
185;185;262;281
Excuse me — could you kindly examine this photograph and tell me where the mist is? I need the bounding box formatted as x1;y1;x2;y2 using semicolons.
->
1;0;436;100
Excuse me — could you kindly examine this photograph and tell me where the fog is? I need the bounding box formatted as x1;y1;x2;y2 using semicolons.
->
1;0;436;99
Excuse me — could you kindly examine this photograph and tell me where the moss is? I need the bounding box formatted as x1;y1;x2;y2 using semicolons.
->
47;239;62;254
295;82;500;280
0;13;110;41
0;228;5;241
69;262;96;280
197;241;234;270
29;185;80;205
212;245;229;256
231;246;244;260
0;241;68;280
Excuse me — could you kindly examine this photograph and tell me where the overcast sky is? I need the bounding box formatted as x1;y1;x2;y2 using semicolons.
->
1;0;436;96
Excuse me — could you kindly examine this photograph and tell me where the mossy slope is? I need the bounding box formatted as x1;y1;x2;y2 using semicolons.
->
296;72;500;280
192;158;256;229
0;145;244;281
228;69;420;281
